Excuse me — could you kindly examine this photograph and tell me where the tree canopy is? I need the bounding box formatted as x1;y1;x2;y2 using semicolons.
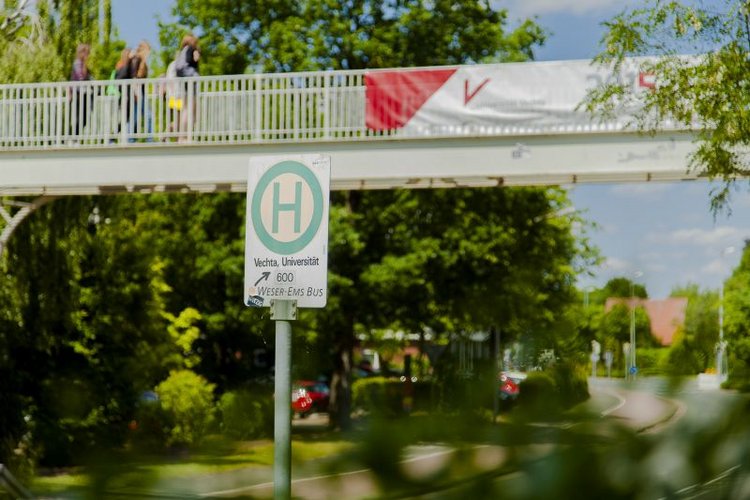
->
159;0;546;73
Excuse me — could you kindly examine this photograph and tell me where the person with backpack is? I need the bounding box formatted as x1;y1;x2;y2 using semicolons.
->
175;34;200;77
174;34;200;141
108;48;133;139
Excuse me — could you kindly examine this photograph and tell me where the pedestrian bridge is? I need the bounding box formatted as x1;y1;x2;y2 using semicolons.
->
0;59;697;197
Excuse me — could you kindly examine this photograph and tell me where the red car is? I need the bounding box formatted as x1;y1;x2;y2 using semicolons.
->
291;380;330;417
499;371;527;400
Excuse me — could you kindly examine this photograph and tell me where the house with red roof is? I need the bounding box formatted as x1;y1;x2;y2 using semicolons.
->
604;297;688;346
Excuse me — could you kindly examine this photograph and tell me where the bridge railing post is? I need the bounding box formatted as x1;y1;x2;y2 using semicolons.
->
323;72;330;140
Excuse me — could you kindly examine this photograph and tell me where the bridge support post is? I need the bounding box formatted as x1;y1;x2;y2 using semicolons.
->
0;196;58;260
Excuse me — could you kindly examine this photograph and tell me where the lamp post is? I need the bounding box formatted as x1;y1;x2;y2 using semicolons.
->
583;285;596;308
717;246;735;381
629;270;643;380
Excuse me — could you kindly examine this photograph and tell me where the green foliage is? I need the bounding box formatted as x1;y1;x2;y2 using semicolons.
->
514;362;589;419
163;307;202;369
667;284;718;374
666;329;703;375
358;188;596;341
130;399;169;452
0;197;175;466
724;242;750;387
217;388;273;440
602;277;648;299
0;0;125;83
155;370;216;448
352;377;405;417
514;371;559;419
637;347;670;376
0;38;66;83
549;362;590;408
584;0;750;212
598;303;653;347
161;0;547;74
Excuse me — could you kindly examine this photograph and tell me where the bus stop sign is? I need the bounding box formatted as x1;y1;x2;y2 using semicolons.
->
244;155;330;308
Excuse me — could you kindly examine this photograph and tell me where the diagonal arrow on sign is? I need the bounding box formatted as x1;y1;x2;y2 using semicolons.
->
254;272;271;286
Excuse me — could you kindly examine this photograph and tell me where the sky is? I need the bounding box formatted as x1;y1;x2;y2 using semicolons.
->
112;0;747;299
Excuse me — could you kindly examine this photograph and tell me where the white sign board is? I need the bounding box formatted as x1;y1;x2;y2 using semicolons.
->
244;155;330;308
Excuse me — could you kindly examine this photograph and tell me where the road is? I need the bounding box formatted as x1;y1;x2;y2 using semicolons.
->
591;377;747;499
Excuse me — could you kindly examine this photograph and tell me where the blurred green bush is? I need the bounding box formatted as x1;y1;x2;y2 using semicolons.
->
155;370;215;448
217;387;273;440
515;363;590;419
637;347;670;376
352;377;434;417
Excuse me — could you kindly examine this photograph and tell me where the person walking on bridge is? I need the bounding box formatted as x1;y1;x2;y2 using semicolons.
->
174;34;200;142
129;41;152;139
69;43;93;141
110;48;132;138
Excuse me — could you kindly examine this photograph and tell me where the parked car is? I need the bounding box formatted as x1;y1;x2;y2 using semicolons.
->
291;380;330;417
499;371;527;400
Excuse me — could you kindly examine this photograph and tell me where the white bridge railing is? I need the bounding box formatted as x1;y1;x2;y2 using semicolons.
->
0;63;654;151
0;71;372;148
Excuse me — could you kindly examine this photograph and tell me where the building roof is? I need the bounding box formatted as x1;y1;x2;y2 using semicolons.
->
604;297;688;346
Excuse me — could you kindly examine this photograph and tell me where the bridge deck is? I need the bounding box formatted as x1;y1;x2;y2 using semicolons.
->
0;60;697;195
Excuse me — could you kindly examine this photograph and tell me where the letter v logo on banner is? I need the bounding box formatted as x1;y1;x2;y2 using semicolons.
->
464;78;490;105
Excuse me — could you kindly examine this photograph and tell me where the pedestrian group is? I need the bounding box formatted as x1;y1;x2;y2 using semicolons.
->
68;34;201;143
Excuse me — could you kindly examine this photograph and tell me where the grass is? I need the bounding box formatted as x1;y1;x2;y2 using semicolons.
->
30;435;356;498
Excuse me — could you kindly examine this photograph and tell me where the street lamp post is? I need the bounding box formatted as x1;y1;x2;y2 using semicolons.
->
583;285;596;308
717;246;735;381
629;271;643;380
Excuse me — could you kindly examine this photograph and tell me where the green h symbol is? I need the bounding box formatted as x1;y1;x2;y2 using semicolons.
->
272;181;302;233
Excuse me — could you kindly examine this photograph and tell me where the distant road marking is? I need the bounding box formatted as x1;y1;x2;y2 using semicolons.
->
598;388;627;416
659;465;740;500
199;448;455;497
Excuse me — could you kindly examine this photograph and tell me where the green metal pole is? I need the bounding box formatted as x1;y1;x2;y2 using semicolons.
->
272;300;296;500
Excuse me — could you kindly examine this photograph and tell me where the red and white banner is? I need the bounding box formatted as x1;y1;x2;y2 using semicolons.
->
365;59;652;133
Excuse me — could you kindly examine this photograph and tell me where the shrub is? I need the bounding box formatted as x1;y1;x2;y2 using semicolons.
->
637;348;670;376
131;398;169;452
550;362;590;409
352;377;406;417
218;388;273;440
515;371;559;419
514;363;590;419
155;370;215;448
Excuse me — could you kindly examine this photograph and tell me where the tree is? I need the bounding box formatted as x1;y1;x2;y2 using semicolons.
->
602;277;648;299
0;0;65;82
666;284;718;374
160;0;556;427
583;0;750;212
160;1;592;430
159;0;546;74
43;0;118;77
0;196;176;466
0;0;125;84
723;241;750;386
598;302;653;371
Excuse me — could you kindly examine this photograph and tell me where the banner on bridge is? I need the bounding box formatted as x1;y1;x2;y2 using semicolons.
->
365;59;655;134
